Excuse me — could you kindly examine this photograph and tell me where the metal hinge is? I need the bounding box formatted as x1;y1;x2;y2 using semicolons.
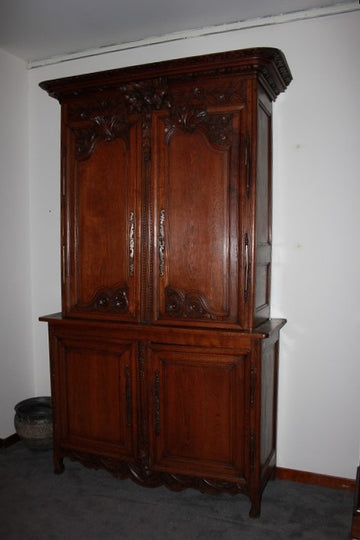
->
250;432;255;471
244;133;251;198
244;233;250;302
125;364;131;427
154;370;160;435
250;364;256;407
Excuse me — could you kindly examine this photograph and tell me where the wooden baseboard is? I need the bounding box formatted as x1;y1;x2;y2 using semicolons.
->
352;515;360;540
0;433;20;449
351;466;360;539
0;436;356;494
275;466;355;492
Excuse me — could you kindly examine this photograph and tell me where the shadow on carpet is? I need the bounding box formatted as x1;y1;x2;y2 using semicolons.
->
0;443;353;539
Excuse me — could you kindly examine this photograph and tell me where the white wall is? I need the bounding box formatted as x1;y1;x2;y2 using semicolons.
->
0;49;34;437
27;9;360;478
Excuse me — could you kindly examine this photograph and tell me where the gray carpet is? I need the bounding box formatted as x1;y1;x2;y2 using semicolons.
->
0;442;353;539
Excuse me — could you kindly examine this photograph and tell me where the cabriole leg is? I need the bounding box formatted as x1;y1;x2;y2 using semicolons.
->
53;453;64;475
249;495;261;519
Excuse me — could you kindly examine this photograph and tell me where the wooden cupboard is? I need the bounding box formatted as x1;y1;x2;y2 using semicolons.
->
40;48;292;517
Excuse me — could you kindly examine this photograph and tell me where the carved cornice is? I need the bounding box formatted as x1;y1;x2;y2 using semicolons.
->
40;48;292;103
67;97;123;122
181;81;246;106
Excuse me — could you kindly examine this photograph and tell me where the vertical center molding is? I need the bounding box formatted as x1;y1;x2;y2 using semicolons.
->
154;370;161;435
129;211;135;277
141;113;153;323
125;364;131;427
159;209;166;278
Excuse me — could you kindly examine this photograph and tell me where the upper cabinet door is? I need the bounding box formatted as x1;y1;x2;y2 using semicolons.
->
152;79;248;329
40;48;292;329
62;97;142;321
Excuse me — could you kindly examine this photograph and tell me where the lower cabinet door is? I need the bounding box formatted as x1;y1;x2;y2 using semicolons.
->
52;334;137;459
148;344;249;481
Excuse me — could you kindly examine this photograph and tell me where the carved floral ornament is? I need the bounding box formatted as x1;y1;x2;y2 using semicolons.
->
164;108;233;146
76;285;130;313
63;447;247;494
68;77;242;159
118;77;172;113
165;287;228;320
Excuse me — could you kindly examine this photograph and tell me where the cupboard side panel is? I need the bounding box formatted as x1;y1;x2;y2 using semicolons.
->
260;337;279;478
254;88;272;326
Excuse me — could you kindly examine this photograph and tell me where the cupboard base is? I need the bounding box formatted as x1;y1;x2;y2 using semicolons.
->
54;447;268;518
42;315;285;519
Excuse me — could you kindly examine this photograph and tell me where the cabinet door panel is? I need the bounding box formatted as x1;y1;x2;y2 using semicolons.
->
52;335;137;459
152;105;246;329
63;112;141;322
149;345;248;481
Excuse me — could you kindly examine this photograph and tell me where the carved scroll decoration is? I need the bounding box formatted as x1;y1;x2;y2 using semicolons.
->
162;79;244;145
68;99;130;161
68;79;242;159
165;287;228;320
76;284;129;313
73;115;129;161
118;77;172;114
164;107;233;147
58;447;248;495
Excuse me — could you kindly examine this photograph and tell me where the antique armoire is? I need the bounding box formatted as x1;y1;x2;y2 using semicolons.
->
39;47;292;517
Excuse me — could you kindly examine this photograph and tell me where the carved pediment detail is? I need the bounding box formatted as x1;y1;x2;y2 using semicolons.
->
164;108;233;146
118;77;172;113
61;447;247;494
68;99;129;160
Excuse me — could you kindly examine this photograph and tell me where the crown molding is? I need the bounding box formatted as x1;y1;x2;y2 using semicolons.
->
29;2;359;69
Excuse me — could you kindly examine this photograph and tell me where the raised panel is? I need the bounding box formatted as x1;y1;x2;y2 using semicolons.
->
149;345;248;480
64;115;142;322
254;93;272;325
260;339;278;470
152;106;245;328
254;261;271;313
54;336;137;459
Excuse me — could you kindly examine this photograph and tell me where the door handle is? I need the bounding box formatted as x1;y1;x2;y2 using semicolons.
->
129;211;135;277
159;209;165;278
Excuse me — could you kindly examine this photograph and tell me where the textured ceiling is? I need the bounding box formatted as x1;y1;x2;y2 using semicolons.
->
0;0;355;65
